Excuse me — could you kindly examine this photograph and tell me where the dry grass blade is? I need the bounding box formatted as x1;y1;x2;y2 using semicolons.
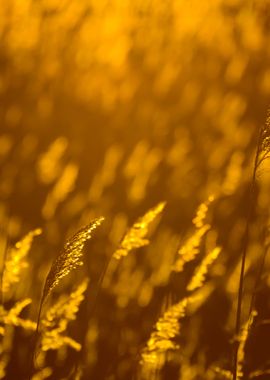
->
41;217;104;304
113;202;166;260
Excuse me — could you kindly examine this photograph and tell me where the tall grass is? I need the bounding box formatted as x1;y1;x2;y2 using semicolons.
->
233;111;270;380
1;1;270;379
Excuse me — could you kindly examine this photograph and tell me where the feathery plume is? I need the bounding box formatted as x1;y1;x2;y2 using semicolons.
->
141;236;221;373
30;221;102;378
0;299;36;332
113;202;166;260
41;218;103;303
2;229;42;294
192;195;215;228
173;226;210;272
187;247;221;292
173;196;214;272
37;137;68;185
42;162;78;219
236;311;257;379
40;279;88;352
140;298;188;370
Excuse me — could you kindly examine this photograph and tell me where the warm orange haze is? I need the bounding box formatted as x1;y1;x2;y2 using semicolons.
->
0;0;270;379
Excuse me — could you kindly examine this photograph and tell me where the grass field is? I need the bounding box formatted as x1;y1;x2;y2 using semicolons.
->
1;1;270;379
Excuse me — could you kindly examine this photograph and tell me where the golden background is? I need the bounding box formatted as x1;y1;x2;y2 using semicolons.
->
0;0;270;379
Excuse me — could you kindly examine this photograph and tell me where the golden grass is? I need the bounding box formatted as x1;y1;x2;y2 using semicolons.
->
1;1;270;378
2;229;42;295
113;202;166;260
40;279;88;352
41;218;104;303
173;196;214;272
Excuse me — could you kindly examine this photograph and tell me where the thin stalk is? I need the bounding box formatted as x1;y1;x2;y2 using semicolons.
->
28;295;44;380
72;252;114;378
232;129;261;380
0;232;8;306
249;229;270;315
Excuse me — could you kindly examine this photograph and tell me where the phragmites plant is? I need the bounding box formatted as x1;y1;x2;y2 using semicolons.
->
233;108;270;380
29;218;104;378
1;229;42;297
236;311;258;379
113;202;166;260
41;217;104;304
141;297;188;374
40;279;89;352
173;196;214;272
140;197;221;377
187;247;221;292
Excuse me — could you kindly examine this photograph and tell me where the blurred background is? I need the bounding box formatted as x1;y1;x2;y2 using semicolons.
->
1;0;270;379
